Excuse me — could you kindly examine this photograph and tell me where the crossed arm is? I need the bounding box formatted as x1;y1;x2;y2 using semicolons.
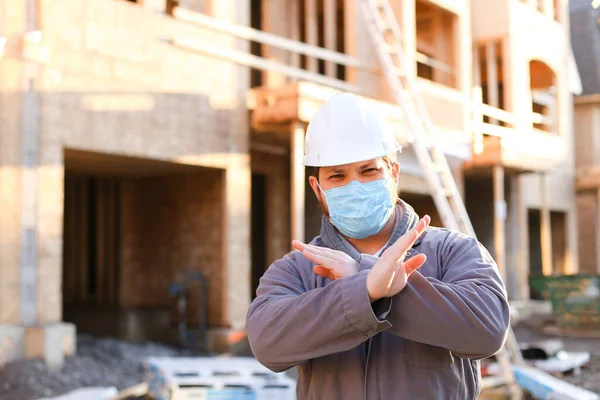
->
246;228;510;372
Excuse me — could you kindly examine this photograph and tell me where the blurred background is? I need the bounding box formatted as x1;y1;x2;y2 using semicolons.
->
1;0;600;399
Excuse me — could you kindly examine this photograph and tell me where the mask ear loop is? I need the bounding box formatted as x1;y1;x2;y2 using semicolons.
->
315;180;336;227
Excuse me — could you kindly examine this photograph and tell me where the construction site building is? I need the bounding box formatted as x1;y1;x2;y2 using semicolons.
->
0;0;581;366
570;0;600;275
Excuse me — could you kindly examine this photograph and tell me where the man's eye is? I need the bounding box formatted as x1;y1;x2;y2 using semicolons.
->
363;168;380;174
329;174;344;179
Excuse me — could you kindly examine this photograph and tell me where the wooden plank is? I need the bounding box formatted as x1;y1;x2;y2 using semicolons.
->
171;6;367;68
494;165;507;281
115;182;122;306
107;179;116;306
168;38;359;92
324;0;337;77
63;176;73;303
79;177;89;302
431;11;444;84
96;179;105;304
304;0;318;72
486;42;499;125
479;103;516;125
68;176;78;304
289;0;301;69
290;121;305;246
544;0;554;19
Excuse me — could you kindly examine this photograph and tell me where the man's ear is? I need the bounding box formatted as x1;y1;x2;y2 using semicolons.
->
308;175;322;201
391;161;400;183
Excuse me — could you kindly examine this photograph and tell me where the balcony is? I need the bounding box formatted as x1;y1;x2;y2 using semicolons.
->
465;98;566;173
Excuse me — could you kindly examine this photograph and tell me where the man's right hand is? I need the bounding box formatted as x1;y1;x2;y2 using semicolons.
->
367;216;430;302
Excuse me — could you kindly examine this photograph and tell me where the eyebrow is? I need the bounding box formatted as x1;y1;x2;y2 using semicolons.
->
359;162;377;170
323;168;346;174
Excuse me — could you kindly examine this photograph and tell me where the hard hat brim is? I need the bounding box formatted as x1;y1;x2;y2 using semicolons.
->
302;145;402;167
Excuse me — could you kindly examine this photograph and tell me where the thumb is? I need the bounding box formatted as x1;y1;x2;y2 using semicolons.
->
314;265;336;280
404;254;427;275
382;229;419;262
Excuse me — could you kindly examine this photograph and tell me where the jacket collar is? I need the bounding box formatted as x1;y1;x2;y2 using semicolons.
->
320;199;421;262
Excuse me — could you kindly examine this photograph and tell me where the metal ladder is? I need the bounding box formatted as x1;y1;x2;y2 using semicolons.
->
361;0;523;398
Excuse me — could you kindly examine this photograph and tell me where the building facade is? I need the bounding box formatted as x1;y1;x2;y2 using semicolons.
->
570;0;600;275
0;0;580;365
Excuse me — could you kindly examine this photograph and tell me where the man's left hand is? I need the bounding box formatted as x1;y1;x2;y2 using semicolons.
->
292;240;359;280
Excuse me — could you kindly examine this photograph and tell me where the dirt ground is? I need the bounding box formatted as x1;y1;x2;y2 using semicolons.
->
1;324;600;400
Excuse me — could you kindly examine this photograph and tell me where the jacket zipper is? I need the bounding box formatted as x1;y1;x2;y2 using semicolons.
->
364;337;373;400
363;250;411;400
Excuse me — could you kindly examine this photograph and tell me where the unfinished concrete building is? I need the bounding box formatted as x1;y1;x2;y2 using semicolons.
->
570;0;600;275
0;0;581;365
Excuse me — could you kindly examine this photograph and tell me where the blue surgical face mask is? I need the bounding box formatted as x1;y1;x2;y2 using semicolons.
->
318;177;395;239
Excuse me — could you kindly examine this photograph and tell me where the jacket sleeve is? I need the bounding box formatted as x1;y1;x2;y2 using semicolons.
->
246;252;391;372
370;231;510;359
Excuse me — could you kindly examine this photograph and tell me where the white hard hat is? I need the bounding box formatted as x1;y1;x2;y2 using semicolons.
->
303;92;401;167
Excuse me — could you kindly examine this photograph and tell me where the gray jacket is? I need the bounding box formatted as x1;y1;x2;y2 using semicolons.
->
246;201;510;399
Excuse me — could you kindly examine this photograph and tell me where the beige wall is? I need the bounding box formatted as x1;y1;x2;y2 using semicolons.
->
0;0;252;335
0;0;31;326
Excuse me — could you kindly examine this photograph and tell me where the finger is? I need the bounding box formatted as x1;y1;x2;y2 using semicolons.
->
404;254;427;275
386;216;431;259
302;250;334;266
303;246;337;262
415;215;430;237
314;265;337;280
382;227;419;262
292;240;307;252
306;244;341;258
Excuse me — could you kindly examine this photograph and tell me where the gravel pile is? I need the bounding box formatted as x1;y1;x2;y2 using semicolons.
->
0;334;201;400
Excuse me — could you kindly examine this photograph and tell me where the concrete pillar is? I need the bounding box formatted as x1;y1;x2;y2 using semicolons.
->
506;175;521;300
493;166;507;282
515;176;530;300
224;156;252;337
540;173;553;275
290;121;306;245
0;63;24;327
36;145;65;325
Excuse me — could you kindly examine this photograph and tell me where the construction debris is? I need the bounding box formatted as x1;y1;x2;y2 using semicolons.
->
145;356;296;400
513;364;600;400
36;387;118;400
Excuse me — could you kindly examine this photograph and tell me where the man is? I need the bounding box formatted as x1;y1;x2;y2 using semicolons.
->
246;93;510;399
